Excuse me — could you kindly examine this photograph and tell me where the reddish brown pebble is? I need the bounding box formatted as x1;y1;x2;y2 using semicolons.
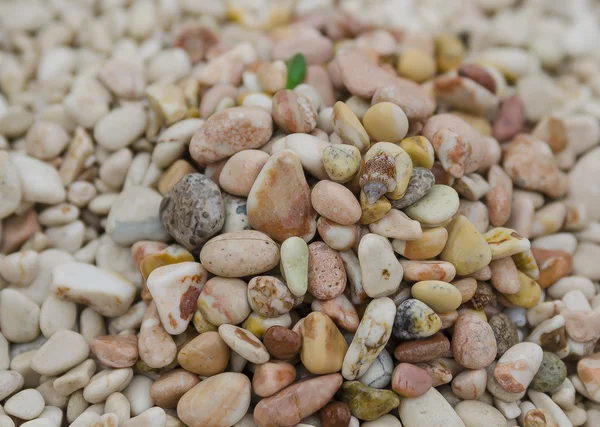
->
531;248;572;289
493;95;525;142
90;334;139;368
458;63;496;94
319;402;352;427
308;242;347;300
150;369;200;409
394;332;450;363
391;363;433;397
263;326;302;360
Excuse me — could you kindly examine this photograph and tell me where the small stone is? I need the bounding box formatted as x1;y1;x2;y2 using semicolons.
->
451;368;487;400
530;352;567;392
83;368;134;404
319;402;352;427
51;262;136;317
322;144;361;184
177;373;250;427
271;90;317;134
150;369;199;409
190;107;273;165
311;180;361;225
393;299;441;340
178;331;229;376
252;361;296;398
512;249;540;280
454;401;506;427
398;387;465;427
312;293;359;332
52;359;96;396
562;309;600;343
4;389;44;420
219;150;269;198
242;312;292;339
90;335;138;368
308;242;346;300
502;271;542;309
159;174;224;253
317;217;359;251
343;298;396;380
404;184;459;226
31;330;88;376
331;101;370;153
358;234;403;298
358;349;394;389
11;154;65;205
247;276;294;318
301;312;347;375
572;242;600;281
263;326;301;361
218;324;269;364
369;209;422;240
440;215;492;275
363;102;409;143
484;227;531;260
452;314;497;369
0;152;21;219
401;260;456;283
359;192;392;225
494;342;543;393
338;381;400;421
394;332;450;363
489;313;519;358
0;289;40;343
411;280;462;313
138;302;177;369
248;149;316;243
0;370;24;401
490;257;520;294
577;355;600;401
280;237;309;297
392;363;432;398
391;168;434;210
392;227;448;260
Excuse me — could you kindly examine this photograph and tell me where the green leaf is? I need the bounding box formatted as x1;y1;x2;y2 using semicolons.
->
285;53;306;89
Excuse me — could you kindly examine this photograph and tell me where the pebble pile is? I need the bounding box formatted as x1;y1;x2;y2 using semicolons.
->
1;0;600;426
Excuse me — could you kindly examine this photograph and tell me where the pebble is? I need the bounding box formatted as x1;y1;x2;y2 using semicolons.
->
0;289;40;343
219;150;269;197
440;215;492;275
124;407;166;427
312;293;359;332
190;107;273;165
90;335;138;368
147;262;207;334
502;271;542;309
52;359;96;396
271;90;317;134
569;147;600;221
494;342;543;393
4;389;45;420
401;260;456;282
322;144;361;184
177;373;250;427
177;332;229;376
391;167;435;210
10;154;65;205
452;314;497;369
252;361;296;397
319;401;352;427
393;227;448;260
573;242;600;281
150;369;199;409
361;415;403;427
369;209;422;240
247;276;294;318
83;368;134;404
363;102;409;143
343;297;396;380
253;373;343;427
489;313;519;358
331;101;370;153
307;242;346;300
393;299;441;340
0;370;24;401
358;349;394;389
247;149;316;242
394;332;450;363
338;381;400;421
274;133;330;180
452;368;488;400
490;257;520;294
577;355;600;402
411;280;462;313
528;389;572;427
311;180;361;225
317;217;359;251
455;400;507;427
280;237;309;297
219;324;270;364
263;326;301;361
242;312;291;339
358;234;403;298
51;262;136;317
0;152;21;219
93;105;147;151
199;230;280;278
301;312;347;374
398;387;465;427
530;351;567;393
392;363;433;398
31;329;88;376
404;184;459;226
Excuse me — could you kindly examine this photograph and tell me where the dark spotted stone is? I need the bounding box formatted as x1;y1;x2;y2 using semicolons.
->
488;313;518;359
393;299;441;341
391;167;434;210
530;351;567;392
159;173;224;253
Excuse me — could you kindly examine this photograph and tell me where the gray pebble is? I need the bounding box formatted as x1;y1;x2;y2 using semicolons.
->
391;167;434;210
488;313;518;359
530;351;566;392
159;173;224;253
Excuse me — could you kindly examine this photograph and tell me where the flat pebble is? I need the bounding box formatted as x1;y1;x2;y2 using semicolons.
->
398;387;465;427
90;335;138;368
301;312;347;375
11;154;65;205
197;277;251;326
4;389;45;420
0;289;40;343
392;363;432;398
441;215;492;276
455;400;507;427
404;184;459;225
219;324;270;364
177;332;229;376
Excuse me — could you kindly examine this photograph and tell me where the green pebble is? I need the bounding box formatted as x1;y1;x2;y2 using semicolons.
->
530;351;567;392
338;381;400;421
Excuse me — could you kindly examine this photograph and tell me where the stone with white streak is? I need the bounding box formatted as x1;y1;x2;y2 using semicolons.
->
342;298;396;380
358;234;403;297
494;342;543;393
51;263;137;317
146;262;208;334
218;324;270;364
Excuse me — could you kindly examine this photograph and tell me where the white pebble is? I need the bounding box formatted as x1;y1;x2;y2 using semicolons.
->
0;250;39;286
39;295;77;338
4;389;45;420
0;289;40;343
123;375;153;416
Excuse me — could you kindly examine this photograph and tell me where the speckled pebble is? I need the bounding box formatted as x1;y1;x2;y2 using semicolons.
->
393;299;441;340
391;168;434;210
530;351;567;392
488;313;519;358
403;184;459;226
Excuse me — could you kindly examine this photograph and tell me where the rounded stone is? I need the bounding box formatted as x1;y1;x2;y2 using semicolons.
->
357;349;394;389
391;363;432;398
363;102;409;143
149;369;199;409
452;314;497;369
403;184;459;226
411;280;462;313
488;313;518;358
159;173;224;253
440;215;493;276
311;180;361;225
308;242;346;300
301;312;348;375
530;351;567;392
197;277;251;326
247;276;295;318
177;331;229;376
393;299;441;340
391;167;434;210
454;401;506;427
263;326;301;361
338;381;400;421
319;402;352;427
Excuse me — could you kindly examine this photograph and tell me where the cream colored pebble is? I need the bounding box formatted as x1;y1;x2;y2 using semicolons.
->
123;376;153;417
4;389;45;420
39;295;77;338
105;392;131;426
0;250;39;286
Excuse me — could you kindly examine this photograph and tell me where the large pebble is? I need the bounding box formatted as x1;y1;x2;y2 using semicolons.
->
0;289;40;343
177;332;229;376
454;401;506;427
393;299;441;340
569;146;600;221
494;342;543;393
200;230;279;277
404;184;459;225
452;314;497;369
338;381;400;421
219;150;269;197
177;373;251;427
159;174;224;253
147;262;207;334
358;349;394;389
343;298;396;380
441;215;492;275
248;149;316;242
301;312;347;374
10;154;65;204
311;180;361;225
4;389;45;420
263;326;301;361
190;107;273;165
391;363;432;398
31;330;88;376
219;325;269;364
398;387;465;427
322;144;361;183
51;263;136;317
358;234;403;298
90;334;138;369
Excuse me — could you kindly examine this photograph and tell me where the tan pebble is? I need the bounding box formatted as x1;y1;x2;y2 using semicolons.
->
438;310;459;329
331;101;370;153
197;277;251;326
311;294;359;333
219;150;269;197
263;326;301;361
274;133;330;180
453;173;490;201
399;136;435;169
252;362;296;397
158;160;197;195
271;90;317;134
321;144;361;183
490;257;521;294
363;102;409;143
452;314;497;369
531;248;572;289
247;276;295;318
392;227;448;260
90;335;138;368
452;368;488;400
451;278;478;303
301;312;347;375
369;209;422;240
138;302;177;369
435;34;465;72
308;242;346;300
397;48;436;83
316;217;359;251
501;271;541;309
218;324;269;364
401;260;456;282
411;281;462;313
372;79;436;126
336;49;398;99
311;180;361;225
177;331;229;376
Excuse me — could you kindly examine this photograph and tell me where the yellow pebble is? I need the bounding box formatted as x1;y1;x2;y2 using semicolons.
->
158;159;197;195
140;245;195;280
399;136;435;169
322;144;362;183
512;249;540;280
484;227;531;260
192;310;217;334
411;280;462;313
362;102;409;143
501;271;542;308
365;142;413;200
332;101;370;153
440;215;492;276
397;48;437;83
301;312;347;375
359;191;391;225
392;227;448;260
435;34;465;72
457;307;487;322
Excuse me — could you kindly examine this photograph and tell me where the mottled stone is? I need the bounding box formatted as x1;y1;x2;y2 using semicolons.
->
530;352;567;392
391;168;435;210
247;276;294;318
452;314;497;369
308;242;346;300
338;381;400;421
494;342;543;393
393;299;441;341
312;293;359;332
319;402;352;427
394;332;450;363
488;313;519;358
90;335;139;368
358;349;394;389
159;174;224;253
403;185;459;226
